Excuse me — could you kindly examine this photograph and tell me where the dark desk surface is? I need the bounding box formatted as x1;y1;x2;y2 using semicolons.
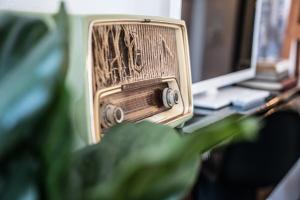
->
183;87;300;133
186;87;300;200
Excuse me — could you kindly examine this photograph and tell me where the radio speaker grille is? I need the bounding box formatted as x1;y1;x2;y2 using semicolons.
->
92;23;180;92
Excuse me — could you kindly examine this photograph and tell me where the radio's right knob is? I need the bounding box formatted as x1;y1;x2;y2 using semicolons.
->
162;88;180;108
101;104;124;128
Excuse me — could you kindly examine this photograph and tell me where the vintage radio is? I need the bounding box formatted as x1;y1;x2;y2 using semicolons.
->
67;15;193;146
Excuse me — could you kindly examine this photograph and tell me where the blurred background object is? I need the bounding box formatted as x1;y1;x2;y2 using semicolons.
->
182;0;256;83
258;0;291;60
238;0;299;94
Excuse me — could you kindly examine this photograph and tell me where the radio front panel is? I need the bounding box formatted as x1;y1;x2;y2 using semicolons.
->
68;16;193;144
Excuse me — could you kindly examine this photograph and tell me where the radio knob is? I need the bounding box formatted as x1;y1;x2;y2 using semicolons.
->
102;104;124;128
162;88;180;108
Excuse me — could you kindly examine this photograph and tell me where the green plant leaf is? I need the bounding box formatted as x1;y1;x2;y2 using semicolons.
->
0;154;39;200
0;6;67;158
40;86;72;200
0;15;49;77
0;4;71;200
72;115;259;200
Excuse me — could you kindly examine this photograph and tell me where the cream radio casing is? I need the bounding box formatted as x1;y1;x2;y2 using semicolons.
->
67;15;193;146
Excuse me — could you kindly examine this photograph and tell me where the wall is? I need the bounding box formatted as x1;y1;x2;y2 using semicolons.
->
0;0;182;19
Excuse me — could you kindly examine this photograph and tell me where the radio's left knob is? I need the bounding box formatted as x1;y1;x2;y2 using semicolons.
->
101;104;124;128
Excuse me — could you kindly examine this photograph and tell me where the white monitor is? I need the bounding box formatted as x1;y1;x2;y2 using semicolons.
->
182;0;262;95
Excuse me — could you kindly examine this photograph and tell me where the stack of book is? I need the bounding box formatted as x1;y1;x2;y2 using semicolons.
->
240;59;297;92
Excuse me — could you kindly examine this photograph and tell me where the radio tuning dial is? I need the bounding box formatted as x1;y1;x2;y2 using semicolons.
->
101;104;124;128
162;88;180;108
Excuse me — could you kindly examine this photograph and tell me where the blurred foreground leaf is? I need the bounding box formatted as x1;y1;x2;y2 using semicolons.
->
0;4;70;200
73;116;259;200
0;14;49;77
0;9;67;156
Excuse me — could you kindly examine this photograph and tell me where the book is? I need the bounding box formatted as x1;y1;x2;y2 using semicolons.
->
256;70;289;81
256;59;290;80
257;59;290;73
239;76;297;92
